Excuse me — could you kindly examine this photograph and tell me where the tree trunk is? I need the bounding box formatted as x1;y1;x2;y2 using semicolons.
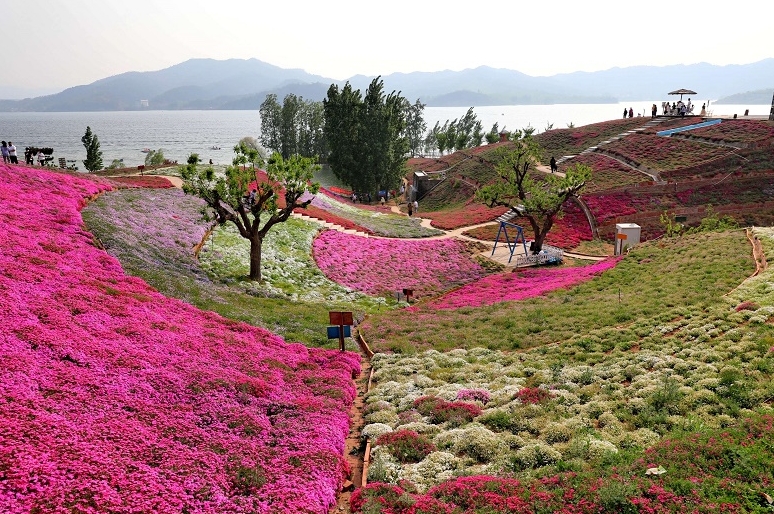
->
532;231;546;254
249;235;263;281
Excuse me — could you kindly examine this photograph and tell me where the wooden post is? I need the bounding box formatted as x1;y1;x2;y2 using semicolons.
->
329;311;353;351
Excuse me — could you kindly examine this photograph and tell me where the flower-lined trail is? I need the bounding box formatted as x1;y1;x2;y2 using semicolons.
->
0;164;359;514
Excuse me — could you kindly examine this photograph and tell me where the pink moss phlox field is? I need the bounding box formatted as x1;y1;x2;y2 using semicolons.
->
312;230;485;298
427;258;620;310
0;164;360;514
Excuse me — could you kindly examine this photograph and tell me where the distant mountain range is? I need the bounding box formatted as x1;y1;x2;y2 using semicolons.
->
1;58;773;112
715;89;774;105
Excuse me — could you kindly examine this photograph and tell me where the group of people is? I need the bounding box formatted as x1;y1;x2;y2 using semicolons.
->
624;98;708;120
662;99;698;117
2;141;53;166
1;141;18;164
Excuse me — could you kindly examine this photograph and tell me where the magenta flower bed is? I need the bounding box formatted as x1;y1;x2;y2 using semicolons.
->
427;258;619;310
0;164;360;514
312;230;485;298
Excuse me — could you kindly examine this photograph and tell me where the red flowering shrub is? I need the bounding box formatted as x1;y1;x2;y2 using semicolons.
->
350;482;407;513
431;401;483;426
375;430;436;463
735;301;759;312
326;185;353;196
413;396;444;416
515;387;553;405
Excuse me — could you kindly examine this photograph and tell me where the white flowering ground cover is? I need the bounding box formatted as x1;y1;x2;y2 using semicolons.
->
363;230;774;492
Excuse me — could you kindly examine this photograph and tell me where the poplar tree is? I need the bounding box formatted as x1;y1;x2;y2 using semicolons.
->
81;126;103;172
323;77;408;195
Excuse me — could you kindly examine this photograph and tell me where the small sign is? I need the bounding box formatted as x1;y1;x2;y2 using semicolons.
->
329;311;353;326
616;233;628;240
327;325;352;339
675;215;687;222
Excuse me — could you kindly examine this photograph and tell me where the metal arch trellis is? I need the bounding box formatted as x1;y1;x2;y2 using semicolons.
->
491;220;528;264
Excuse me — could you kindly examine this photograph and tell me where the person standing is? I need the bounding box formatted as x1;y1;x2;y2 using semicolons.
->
550;156;558;173
652;104;658;117
412;200;419;215
622;108;627;119
37;150;46;166
407;201;413;216
8;142;18;164
1;141;8;163
628;107;634;118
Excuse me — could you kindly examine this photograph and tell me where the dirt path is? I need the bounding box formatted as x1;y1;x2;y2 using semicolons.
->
330;360;370;513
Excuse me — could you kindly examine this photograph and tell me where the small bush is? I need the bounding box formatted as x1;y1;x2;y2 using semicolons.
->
514;387;553;405
376;430;436;463
431;401;483;426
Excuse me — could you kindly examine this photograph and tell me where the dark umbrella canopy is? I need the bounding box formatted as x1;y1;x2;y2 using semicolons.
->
669;88;697;100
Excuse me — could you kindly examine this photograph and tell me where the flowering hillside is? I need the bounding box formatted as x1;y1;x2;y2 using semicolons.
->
0;164;360;513
601;134;732;173
312;231;486;298
683;119;774;144
534;118;650;163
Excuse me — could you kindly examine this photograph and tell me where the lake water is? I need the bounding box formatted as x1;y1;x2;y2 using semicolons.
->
0;102;769;168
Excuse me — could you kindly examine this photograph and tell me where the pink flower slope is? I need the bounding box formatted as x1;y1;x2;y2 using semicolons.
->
427;258;620;309
0;164;360;514
312;230;485;298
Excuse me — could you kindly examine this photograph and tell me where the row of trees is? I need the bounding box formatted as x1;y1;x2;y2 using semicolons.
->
258;94;326;160
323;78;409;195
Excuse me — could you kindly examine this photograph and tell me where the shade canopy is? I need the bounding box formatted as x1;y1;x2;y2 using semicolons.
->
669;88;697;100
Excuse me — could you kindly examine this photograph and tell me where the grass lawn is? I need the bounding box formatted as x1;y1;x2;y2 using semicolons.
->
360;230;754;353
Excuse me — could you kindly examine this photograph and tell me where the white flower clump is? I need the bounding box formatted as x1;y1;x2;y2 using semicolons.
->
513;443;562;470
586;438;619;460
402;452;461;492
365;409;399;425
451;424;508;462
362;423;393;441
368;446;402;483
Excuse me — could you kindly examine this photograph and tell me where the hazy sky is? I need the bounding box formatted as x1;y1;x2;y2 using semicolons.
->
3;0;773;98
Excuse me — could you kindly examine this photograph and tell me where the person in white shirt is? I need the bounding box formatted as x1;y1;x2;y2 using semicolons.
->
8;142;18;164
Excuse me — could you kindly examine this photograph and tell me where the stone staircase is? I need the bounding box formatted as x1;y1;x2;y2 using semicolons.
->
290;211;373;237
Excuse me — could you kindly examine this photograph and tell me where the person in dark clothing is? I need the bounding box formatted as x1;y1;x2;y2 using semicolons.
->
623;108;627;119
550;156;558;173
628;107;634;118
